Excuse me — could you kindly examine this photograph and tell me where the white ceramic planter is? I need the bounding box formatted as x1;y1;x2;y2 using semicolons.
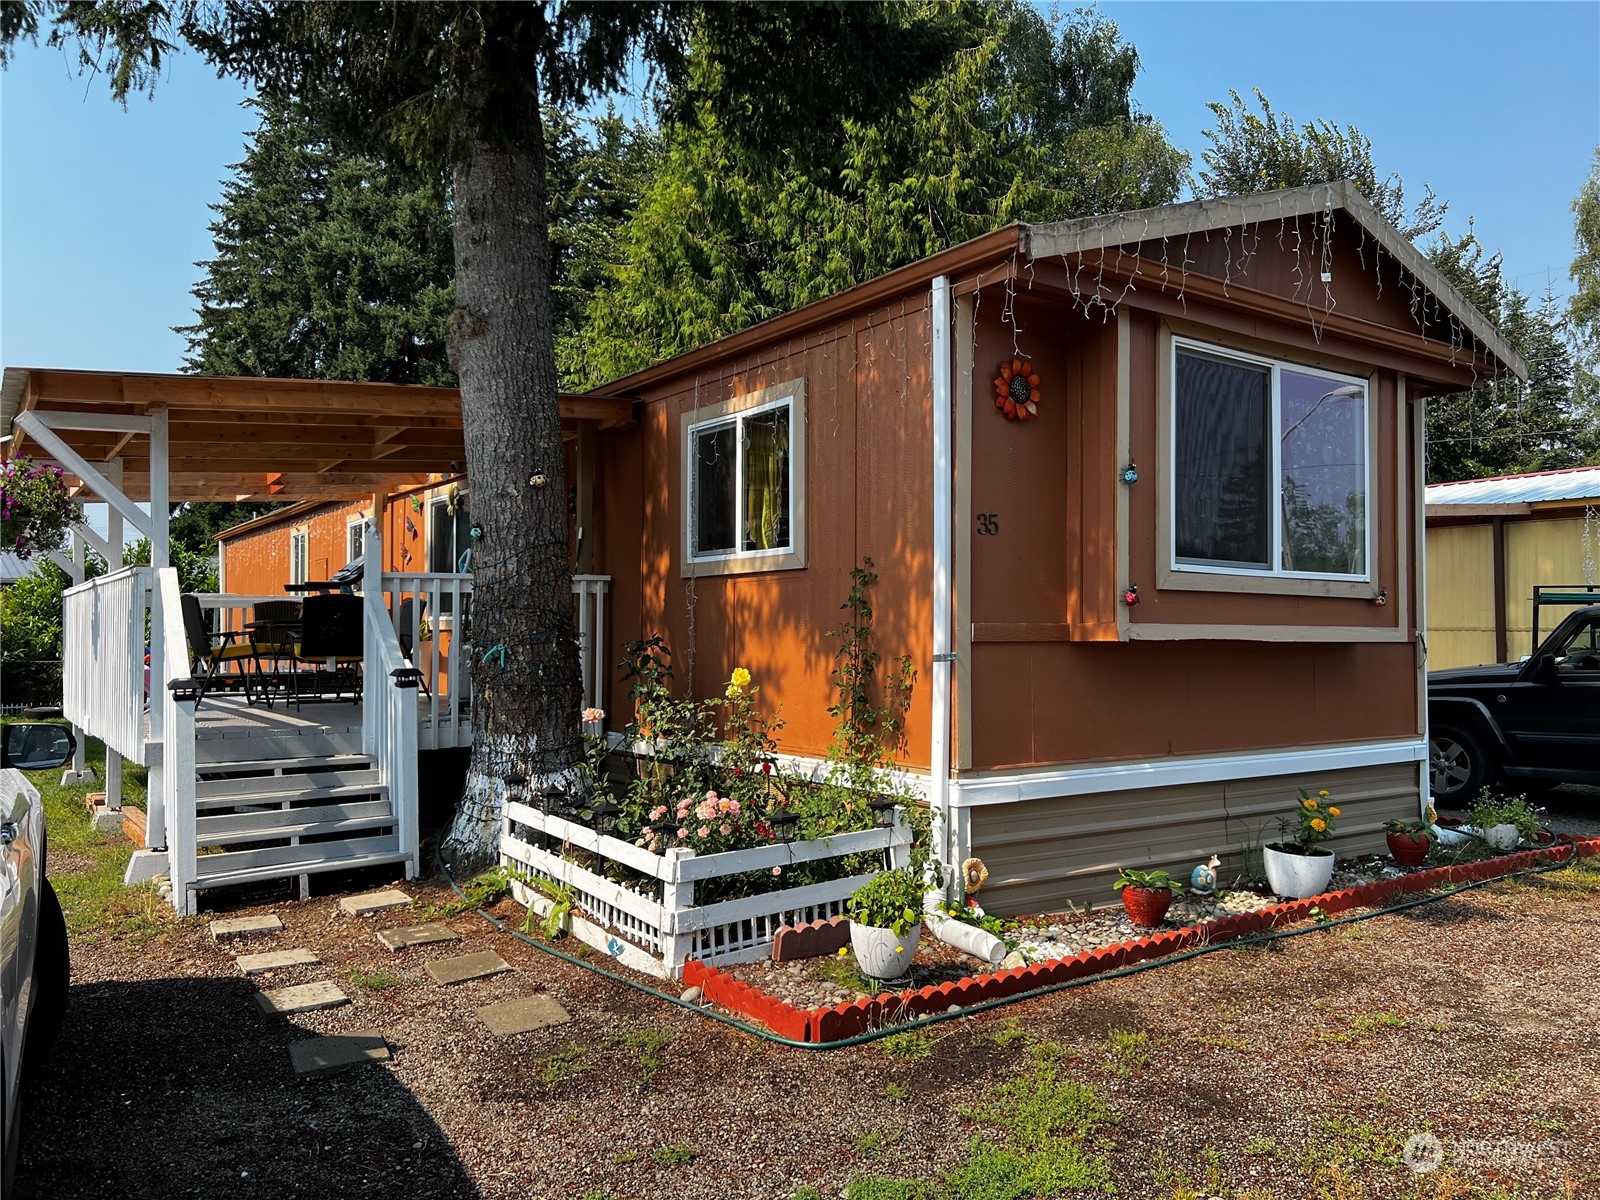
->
1479;823;1520;852
1263;843;1336;899
850;920;922;979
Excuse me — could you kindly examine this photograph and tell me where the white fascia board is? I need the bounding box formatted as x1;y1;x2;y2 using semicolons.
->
950;739;1428;809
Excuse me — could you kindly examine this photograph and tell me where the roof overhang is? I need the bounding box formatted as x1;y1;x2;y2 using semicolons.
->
2;367;633;502
1022;181;1528;384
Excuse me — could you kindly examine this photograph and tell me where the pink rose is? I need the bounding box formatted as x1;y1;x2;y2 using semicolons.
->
697;826;710;838
717;798;731;813
727;799;740;815
677;827;688;839
719;823;732;836
772;866;782;876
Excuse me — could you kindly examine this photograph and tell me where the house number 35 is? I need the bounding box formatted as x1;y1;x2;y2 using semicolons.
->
976;513;1000;536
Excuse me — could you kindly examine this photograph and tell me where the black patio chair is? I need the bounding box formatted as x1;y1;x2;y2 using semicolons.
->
291;592;365;707
180;593;259;709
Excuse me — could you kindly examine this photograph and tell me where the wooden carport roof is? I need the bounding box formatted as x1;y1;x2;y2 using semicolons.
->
0;367;633;502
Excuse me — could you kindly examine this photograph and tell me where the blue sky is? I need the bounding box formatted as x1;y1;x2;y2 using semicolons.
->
2;2;1596;377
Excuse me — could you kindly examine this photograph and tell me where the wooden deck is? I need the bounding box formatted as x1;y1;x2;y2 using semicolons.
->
142;693;469;765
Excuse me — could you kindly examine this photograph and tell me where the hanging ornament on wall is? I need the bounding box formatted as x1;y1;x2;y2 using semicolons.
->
410;495;423;513
404;514;418;538
994;358;1041;422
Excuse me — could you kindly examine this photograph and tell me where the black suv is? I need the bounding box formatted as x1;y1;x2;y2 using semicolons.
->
1427;604;1600;806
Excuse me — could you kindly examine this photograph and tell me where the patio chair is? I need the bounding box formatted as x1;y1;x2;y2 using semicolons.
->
179;593;259;709
246;599;302;707
396;596;432;697
291;592;365;707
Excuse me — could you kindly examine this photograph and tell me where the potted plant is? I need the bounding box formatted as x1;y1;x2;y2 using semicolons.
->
1263;788;1341;899
845;868;924;979
0;456;78;559
1384;805;1436;867
1114;867;1182;927
1466;794;1544;853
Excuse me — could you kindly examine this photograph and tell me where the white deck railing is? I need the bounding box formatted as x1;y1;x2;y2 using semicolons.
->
375;570;609;750
155;567;197;910
61;564;152;764
362;521;419;876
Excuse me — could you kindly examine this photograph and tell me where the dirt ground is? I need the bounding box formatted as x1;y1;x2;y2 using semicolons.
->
14;782;1600;1200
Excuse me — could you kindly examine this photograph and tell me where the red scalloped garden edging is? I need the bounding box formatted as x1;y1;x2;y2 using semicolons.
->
682;837;1600;1044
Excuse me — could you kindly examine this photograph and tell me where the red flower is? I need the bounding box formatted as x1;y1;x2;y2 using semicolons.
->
755;821;774;840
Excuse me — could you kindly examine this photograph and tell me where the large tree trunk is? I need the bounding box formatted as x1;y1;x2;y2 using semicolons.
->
440;79;583;872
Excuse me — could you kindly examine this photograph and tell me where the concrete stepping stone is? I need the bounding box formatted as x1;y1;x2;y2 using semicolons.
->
257;980;350;1016
425;950;512;986
236;948;320;976
476;995;570;1036
377;922;460;952
289;1028;390;1078
339;888;412;916
210;914;283;941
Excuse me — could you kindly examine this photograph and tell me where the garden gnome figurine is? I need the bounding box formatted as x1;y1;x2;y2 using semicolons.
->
1190;855;1221;896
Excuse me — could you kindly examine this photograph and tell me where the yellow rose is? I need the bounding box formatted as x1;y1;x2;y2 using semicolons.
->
1328;806;1341;817
1310;818;1327;832
1318;790;1330;797
1303;798;1318;811
730;667;752;689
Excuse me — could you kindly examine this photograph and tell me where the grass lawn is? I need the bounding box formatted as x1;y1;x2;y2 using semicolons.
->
7;724;166;942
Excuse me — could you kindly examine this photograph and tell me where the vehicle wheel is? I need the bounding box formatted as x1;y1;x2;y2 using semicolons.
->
22;878;70;1078
1429;727;1489;808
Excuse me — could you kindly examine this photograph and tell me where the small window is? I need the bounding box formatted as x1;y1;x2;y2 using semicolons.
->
1553;618;1600;674
688;398;793;561
289;529;309;585
1172;339;1369;581
346;518;365;565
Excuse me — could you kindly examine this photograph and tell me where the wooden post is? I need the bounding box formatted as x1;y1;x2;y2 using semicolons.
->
661;846;695;972
1492;514;1508;664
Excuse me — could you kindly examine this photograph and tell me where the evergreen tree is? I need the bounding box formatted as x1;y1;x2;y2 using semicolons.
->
179;96;456;385
577;4;1187;383
6;0;969;866
1199;89;1445;242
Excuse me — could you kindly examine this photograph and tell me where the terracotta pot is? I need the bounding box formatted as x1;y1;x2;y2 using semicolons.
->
849;920;921;979
1263;842;1336;899
1120;886;1175;928
1386;831;1430;868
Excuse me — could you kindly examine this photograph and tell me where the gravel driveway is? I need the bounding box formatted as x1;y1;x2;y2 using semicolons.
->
15;846;1600;1200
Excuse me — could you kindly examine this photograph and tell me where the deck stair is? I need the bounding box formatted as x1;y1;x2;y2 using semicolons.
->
190;742;410;897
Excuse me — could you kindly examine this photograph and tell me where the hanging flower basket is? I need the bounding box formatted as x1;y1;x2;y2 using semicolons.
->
0;456;77;559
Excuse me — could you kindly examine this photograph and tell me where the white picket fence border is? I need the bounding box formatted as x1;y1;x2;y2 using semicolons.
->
500;799;912;977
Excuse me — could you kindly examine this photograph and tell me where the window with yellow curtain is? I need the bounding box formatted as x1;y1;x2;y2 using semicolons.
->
688;399;792;561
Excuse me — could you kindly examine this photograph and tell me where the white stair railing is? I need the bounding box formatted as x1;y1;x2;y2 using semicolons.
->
377;570;472;750
363;519;420;876
572;575;610;732
154;567;197;914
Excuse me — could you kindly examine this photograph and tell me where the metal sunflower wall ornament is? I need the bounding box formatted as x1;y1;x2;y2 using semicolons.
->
994;358;1041;421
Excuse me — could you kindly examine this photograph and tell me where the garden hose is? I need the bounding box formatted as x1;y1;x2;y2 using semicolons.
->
439;839;1583;1051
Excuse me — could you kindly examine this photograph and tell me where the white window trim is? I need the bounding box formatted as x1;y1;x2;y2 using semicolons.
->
289;528;309;586
679;377;807;578
346;516;365;564
1160;332;1378;598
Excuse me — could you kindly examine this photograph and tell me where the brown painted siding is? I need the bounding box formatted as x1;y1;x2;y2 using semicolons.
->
965;286;1423;771
597;297;936;765
220;500;368;595
969;759;1418;914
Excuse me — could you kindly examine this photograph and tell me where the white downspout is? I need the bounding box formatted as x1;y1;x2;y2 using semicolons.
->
930;276;955;895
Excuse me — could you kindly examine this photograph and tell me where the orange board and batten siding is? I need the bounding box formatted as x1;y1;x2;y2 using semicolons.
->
596;298;937;765
968;759;1415;914
219;500;369;596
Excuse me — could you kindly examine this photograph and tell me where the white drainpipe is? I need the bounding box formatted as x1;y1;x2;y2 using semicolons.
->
930;276;955;895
